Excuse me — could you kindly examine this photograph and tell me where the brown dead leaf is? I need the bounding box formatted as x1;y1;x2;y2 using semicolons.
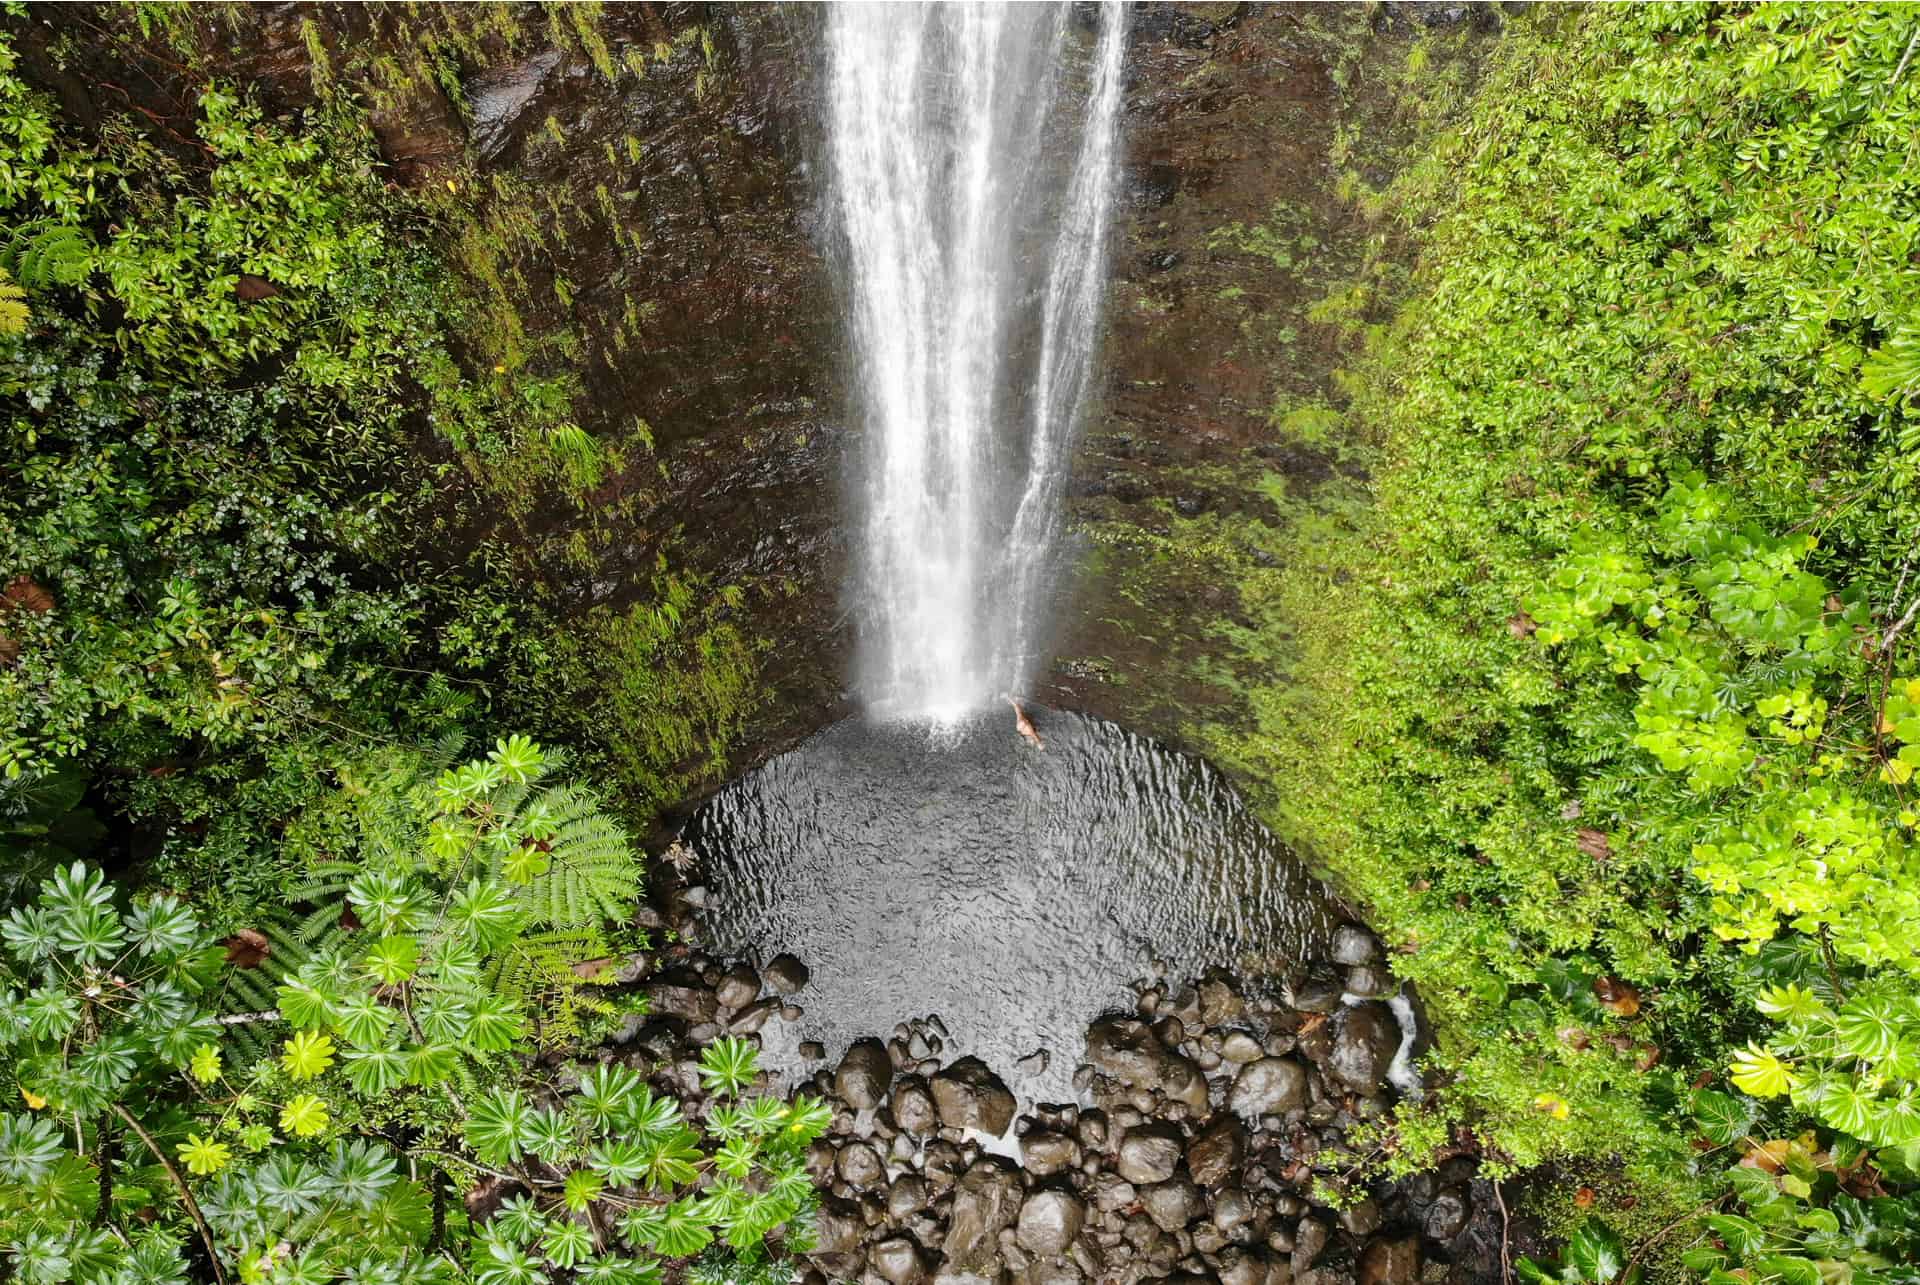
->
1;577;53;615
1593;976;1642;1017
571;957;615;981
233;274;282;302
1508;612;1538;638
1741;1140;1790;1173
1573;1187;1596;1210
1557;1026;1592;1051
222;929;270;968
1576;828;1613;860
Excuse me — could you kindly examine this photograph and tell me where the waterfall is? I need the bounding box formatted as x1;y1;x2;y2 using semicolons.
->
826;1;1129;723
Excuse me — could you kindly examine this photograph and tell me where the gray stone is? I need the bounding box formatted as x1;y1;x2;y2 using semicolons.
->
1016;1047;1051;1077
1022;1257;1083;1285
1344;965;1395;999
1331;923;1381;966
946;1160;1025;1270
1423;1187;1471;1242
728;996;780;1034
1293;1217;1330;1274
1212;1186;1255;1236
871;1236;928;1285
1116;1124;1184;1185
1326;1004;1399;1096
1090;1172;1138;1212
1229;1058;1308;1117
1216;1246;1268;1285
1160;1053;1211;1111
932;1057;1017;1135
1187;1116;1245;1187
765;953;810;994
1016;1189;1086;1257
641;980;716;1025
800;1040;826;1060
1199;978;1245;1027
836;1038;893;1111
1289;967;1347;1014
1141;1178;1202;1233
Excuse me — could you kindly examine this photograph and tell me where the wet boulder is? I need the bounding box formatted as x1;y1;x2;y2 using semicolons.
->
1359;1235;1421;1285
1016;1189;1086;1257
1140;1177;1202;1233
892;1074;939;1136
766;953;811;994
1327;1003;1399;1095
835;1038;894;1110
1116;1124;1184;1185
945;1159;1025;1269
1085;1016;1167;1088
931;1056;1017;1135
1186;1116;1245;1187
870;1236;928;1285
1228;1057;1307;1117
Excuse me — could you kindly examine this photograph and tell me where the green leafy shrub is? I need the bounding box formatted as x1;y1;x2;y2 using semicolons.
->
1221;0;1920;1234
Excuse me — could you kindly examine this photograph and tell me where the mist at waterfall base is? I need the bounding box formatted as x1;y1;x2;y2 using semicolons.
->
827;2;1128;724
689;711;1341;1102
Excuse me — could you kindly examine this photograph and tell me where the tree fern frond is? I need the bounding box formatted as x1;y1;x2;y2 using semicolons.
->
214;906;354;1063
508;785;639;929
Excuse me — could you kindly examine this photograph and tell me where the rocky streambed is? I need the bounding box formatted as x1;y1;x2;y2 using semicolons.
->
597;873;1502;1285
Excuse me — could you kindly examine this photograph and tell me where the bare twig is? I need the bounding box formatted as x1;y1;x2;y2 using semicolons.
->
109;1103;229;1285
1494;1178;1513;1285
1879;591;1920;655
1893;27;1920;85
1618;1193;1731;1285
214;1009;280;1026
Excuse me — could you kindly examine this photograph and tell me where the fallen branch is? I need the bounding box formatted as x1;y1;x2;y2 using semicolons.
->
109;1104;228;1285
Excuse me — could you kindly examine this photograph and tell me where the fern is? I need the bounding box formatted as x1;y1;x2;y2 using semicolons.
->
214;904;354;1064
502;784;638;929
0;269;26;336
0;221;94;290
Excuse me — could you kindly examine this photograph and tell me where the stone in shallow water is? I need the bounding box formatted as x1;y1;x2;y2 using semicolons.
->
932;1056;1016;1135
836;1038;893;1110
765;952;810;994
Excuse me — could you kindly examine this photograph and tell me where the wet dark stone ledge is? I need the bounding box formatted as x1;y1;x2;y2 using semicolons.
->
549;866;1506;1285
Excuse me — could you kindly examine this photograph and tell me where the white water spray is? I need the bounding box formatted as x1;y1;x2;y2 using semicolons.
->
826;2;1128;722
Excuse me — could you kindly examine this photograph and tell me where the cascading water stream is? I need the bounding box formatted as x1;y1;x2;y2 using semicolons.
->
826;2;1129;722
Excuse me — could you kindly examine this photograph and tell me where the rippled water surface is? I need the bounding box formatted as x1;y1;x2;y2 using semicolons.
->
688;708;1339;1102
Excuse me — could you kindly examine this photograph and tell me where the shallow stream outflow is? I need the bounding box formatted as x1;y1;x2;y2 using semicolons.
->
826;2;1129;722
687;710;1339;1103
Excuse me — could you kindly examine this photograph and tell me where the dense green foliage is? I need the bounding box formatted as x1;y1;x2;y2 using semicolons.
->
0;8;789;1283
1218;1;1920;1276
